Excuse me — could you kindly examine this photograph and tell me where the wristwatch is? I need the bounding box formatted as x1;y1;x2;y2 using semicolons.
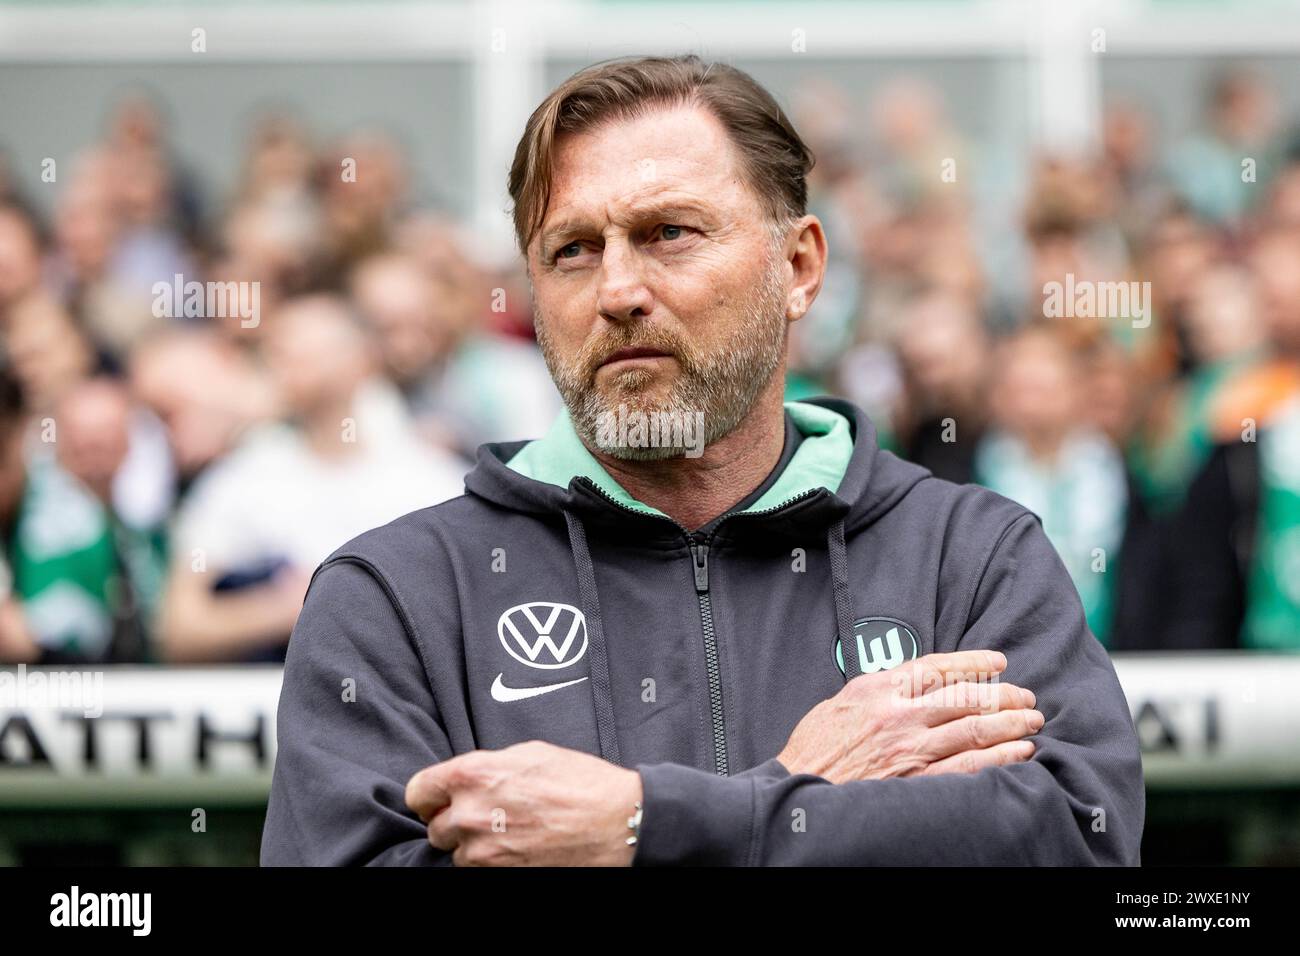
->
625;801;644;846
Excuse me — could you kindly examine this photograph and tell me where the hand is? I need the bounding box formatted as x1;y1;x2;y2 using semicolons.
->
0;598;39;663
404;740;643;866
776;649;1042;783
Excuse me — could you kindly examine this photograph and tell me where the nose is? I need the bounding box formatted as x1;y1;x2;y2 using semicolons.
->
595;238;654;323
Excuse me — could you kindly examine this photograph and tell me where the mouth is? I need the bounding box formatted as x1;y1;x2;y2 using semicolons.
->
597;346;674;369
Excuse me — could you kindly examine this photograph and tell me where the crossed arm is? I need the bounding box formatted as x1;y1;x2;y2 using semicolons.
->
403;650;1042;866
261;519;1145;867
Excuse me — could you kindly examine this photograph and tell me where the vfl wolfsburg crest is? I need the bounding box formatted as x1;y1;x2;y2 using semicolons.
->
834;618;920;675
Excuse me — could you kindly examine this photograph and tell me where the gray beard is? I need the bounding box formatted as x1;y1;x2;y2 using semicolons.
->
534;246;789;461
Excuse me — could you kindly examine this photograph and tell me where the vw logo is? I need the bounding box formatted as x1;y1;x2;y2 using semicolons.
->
497;602;589;670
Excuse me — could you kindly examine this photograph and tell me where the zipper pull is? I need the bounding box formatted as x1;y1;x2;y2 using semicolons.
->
691;541;710;593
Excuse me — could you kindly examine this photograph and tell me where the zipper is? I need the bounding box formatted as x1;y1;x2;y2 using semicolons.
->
575;479;822;778
690;538;727;775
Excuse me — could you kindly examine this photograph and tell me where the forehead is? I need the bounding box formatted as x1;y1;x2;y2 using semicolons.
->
271;306;351;348
542;103;756;232
1003;333;1071;369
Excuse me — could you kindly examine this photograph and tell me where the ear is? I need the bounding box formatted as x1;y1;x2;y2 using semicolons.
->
783;215;828;323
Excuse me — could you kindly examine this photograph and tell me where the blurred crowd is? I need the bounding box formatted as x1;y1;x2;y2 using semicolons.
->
793;69;1300;653
0;65;1297;664
0;97;560;663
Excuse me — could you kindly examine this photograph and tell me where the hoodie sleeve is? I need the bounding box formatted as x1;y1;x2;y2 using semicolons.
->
632;513;1146;866
260;558;453;866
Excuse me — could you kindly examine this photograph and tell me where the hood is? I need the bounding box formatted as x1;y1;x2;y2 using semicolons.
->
464;395;930;536
460;397;934;762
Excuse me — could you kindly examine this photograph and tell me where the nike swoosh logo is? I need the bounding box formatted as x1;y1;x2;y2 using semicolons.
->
490;673;589;702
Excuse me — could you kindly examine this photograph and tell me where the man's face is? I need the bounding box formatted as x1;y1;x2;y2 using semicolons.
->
527;104;791;459
1250;233;1300;351
55;382;131;502
352;261;448;384
991;335;1079;441
263;301;368;420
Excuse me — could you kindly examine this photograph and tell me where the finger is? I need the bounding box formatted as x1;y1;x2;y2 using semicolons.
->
891;650;1008;699
913;681;1036;725
427;805;460;852
925;708;1045;762
405;763;455;822
916;738;1037;777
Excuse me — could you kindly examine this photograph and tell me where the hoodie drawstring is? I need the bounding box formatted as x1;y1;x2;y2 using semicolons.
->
563;510;624;767
828;517;862;680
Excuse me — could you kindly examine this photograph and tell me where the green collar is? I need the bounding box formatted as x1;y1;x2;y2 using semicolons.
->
505;401;853;519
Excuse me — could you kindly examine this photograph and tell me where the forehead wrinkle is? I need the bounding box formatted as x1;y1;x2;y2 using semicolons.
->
553;196;715;238
538;109;746;246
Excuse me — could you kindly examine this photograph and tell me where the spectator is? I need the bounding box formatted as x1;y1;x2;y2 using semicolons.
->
315;130;409;285
5;293;96;418
349;250;561;455
1129;262;1266;515
157;294;467;662
130;327;274;501
975;324;1128;644
5;378;162;662
1166;68;1281;227
891;287;991;484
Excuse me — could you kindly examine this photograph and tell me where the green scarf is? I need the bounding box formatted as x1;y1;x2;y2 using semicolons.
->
974;429;1128;646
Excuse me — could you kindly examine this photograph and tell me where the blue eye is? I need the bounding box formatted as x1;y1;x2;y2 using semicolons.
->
557;242;582;259
660;224;683;240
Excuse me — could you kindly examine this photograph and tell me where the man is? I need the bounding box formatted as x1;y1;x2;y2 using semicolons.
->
892;286;991;484
0;375;164;663
129;327;275;501
975;324;1128;645
348;250;561;456
158;295;467;662
262;55;1143;866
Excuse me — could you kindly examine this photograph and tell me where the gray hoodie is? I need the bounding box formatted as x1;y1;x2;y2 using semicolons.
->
260;397;1144;865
